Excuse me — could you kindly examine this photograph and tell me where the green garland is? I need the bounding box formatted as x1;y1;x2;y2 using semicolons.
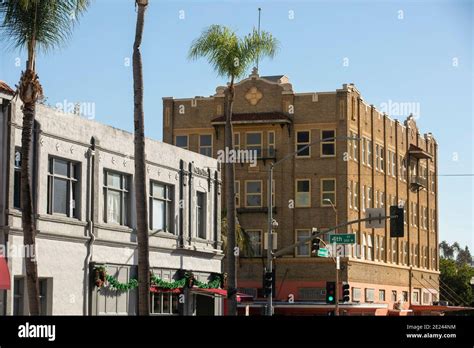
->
105;274;138;291
95;267;222;292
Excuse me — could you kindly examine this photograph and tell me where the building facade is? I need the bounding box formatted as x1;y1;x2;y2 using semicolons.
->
163;70;440;315
0;82;224;316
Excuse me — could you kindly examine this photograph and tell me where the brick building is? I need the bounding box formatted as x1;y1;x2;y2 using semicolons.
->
162;70;440;315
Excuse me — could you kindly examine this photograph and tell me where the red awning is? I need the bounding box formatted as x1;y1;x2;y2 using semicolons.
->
0;255;11;290
150;286;182;294
191;288;254;303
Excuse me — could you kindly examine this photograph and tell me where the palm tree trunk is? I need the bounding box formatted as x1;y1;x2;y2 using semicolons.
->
133;0;150;316
19;68;41;316
225;76;238;315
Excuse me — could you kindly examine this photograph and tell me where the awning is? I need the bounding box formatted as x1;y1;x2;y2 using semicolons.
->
150;286;182;294
408;144;433;160
411;305;474;312
191;288;254;303
0;255;11;290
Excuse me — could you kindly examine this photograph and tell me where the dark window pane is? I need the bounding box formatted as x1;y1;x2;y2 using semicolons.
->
200;135;212;146
14;149;21;168
14;170;21;209
297;145;310;156
322;130;335;140
162;293;170;313
176;136;188;148
322;143;335;155
246;133;261;145
53;159;68;176
246;195;261;207
107;172;121;189
322;180;335;191
153;294;162;313
53;178;68;214
297;180;310;193
297;131;309;143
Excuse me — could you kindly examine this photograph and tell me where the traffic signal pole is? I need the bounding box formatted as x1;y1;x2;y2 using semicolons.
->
266;164;274;316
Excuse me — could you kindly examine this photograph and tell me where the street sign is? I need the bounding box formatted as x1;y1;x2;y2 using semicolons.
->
329;234;355;244
365;208;386;228
317;248;329;257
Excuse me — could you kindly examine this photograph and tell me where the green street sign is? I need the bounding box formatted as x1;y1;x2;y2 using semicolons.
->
317;248;329;257
329;234;356;244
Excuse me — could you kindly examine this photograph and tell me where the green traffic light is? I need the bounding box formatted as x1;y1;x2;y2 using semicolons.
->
328;296;334;301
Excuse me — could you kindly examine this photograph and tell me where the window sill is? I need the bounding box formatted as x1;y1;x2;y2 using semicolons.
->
96;223;133;233
150;230;178;239
37;214;86;226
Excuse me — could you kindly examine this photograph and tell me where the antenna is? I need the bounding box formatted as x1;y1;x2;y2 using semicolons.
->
256;7;262;71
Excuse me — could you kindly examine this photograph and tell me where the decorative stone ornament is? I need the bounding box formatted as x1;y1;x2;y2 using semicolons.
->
245;87;263;106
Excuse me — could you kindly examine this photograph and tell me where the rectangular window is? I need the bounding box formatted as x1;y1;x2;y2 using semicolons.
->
103;170;130;226
296;131;310;157
374;235;379;260
268;131;275;157
361;233;367;260
321;179;336;206
361;138;366;164
380;146;385;172
422;292;430;305
295;229;311;257
175;135;188;149
13;148;22;209
362;185;366;212
391;152;396;177
48;157;80;218
245;181;262;207
375;190;379;208
246;132;262;158
380;191;384;209
150;182;174;233
387;151;391;176
247;230;262;257
321;130;336;157
404;241;408;265
348;181;352;209
351;131;358;161
430;171;435;192
296;179;311;207
391;290;397;302
412;289;420;304
402;291;408;302
367;139;372;167
234;133;240;150
379;289;386;302
13;277;24;315
413;203;418;227
235;181;240;208
199;134;212;157
39;278;49;315
367;186;372;209
391;239;397;263
375;144;380;170
352;288;361;302
367;235;373;261
379;236;385;262
196;191;206;239
353;182;358;210
365;288;375;303
151;292;180;315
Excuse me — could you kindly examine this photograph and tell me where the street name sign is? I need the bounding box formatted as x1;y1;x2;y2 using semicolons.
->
329;234;356;244
317;248;329;257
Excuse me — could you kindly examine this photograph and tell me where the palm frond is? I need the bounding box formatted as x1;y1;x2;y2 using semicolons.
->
188;24;279;80
0;0;90;53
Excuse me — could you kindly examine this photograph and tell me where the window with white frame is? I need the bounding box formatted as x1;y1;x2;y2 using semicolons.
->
175;135;188;149
352;287;361;302
296;179;311;207
268;131;275;157
150;181;174;233
151;292;179;315
391;239;397;263
379;146;385;172
391;290;397;302
387;151;391;176
379;236;385;262
391;151;396;177
412;289;420;304
361;138;366;164
353;182;358;210
379;289;386;302
374;235;379;260
375;144;380;170
245;181;262;207
235;181;240;208
103;170;130;226
321;179;336;206
295;230;311;257
348;181;352;209
13;148;21;209
246;132;262;158
234;133;240;150
268;179;275;207
413;203;418;227
321;130;336;157
48;157;80;218
199;134;212;157
362;185;366;212
247;230;262;257
351;131;358;161
367;139;372;167
403;241;408;265
367;234;373;261
367;186;372;209
430;171;435;192
365;288;375;303
422;292;430;305
361;233;367;260
375;190;379;208
196;191;206;239
296;131;311;157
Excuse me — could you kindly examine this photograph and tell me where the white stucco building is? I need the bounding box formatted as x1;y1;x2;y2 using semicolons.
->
0;82;224;315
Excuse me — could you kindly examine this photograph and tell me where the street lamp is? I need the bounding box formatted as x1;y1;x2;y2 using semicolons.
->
323;198;338;233
265;135;359;316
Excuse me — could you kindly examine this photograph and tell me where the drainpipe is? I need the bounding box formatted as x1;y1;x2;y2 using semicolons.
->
83;141;96;315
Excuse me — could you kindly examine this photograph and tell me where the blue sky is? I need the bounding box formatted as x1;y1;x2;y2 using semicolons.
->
0;0;472;249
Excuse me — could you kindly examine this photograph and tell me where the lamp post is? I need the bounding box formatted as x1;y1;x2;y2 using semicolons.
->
265;136;359;316
324;197;339;316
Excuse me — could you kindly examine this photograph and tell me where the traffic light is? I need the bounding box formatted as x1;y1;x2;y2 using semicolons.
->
342;282;350;302
311;237;321;255
326;281;336;304
390;205;404;237
263;270;275;297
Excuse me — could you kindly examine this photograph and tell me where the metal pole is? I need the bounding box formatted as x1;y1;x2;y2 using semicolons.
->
266;164;273;316
335;256;340;316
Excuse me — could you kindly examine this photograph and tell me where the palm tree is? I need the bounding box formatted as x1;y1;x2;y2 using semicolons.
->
132;0;150;316
221;212;254;258
189;25;278;315
0;0;89;315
